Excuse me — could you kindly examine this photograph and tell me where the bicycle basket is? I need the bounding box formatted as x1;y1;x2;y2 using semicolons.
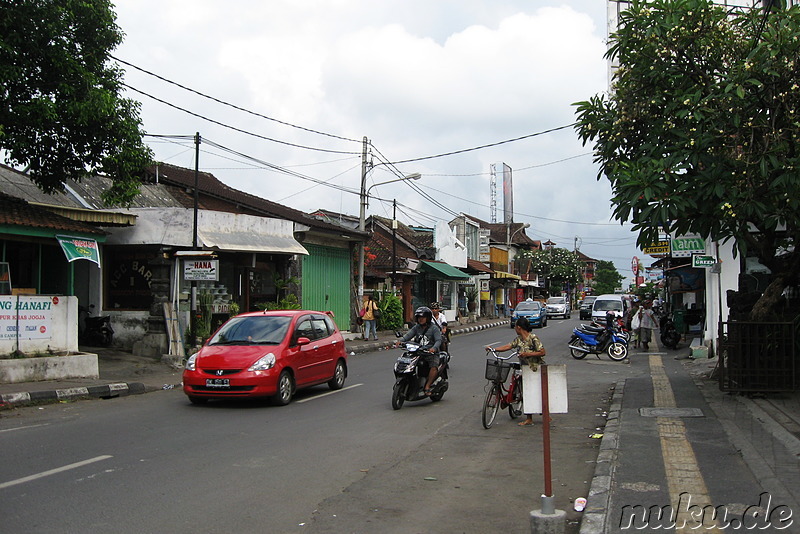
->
485;359;511;382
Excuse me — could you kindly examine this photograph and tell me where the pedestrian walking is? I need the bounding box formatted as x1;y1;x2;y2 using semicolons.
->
638;300;658;351
361;294;379;341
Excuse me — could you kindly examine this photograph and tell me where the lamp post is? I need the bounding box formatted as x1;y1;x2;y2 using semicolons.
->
506;222;531;271
357;173;421;301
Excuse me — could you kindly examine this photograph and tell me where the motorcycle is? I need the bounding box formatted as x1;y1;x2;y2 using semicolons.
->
79;305;114;346
568;323;628;361
659;313;680;350
391;342;450;410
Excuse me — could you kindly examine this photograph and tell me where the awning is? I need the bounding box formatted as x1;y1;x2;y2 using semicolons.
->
464;258;494;274
103;208;308;255
419;260;470;280
56;235;101;266
492;270;521;280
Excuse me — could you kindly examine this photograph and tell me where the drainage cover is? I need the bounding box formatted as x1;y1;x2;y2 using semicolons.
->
639;407;705;418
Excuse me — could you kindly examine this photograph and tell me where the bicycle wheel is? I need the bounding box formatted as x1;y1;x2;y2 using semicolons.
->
508;374;523;419
481;383;501;429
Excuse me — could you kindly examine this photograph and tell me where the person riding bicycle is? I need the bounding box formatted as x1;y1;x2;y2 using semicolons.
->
429;301;449;352
485;316;546;426
395;306;443;396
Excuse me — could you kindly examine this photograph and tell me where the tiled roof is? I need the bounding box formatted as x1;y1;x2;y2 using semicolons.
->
0;192;106;235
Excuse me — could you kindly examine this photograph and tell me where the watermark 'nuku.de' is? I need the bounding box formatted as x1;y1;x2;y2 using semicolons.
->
619;492;793;530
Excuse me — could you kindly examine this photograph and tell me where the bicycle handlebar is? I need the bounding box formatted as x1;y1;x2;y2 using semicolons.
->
485;347;519;361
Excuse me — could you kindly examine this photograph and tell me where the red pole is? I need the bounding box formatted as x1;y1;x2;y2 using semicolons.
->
541;364;552;498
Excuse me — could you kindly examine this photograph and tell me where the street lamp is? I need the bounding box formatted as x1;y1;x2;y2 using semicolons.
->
358;173;421;300
506;222;531;271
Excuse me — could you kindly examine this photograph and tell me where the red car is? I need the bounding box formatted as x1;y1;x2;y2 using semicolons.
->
183;310;348;405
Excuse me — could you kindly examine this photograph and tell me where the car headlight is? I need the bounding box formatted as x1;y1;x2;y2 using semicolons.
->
185;353;198;371
248;353;276;371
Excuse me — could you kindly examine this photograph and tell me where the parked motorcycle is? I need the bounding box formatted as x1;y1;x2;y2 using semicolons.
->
391;341;450;410
568;324;628;361
79;305;114;346
659;314;680;350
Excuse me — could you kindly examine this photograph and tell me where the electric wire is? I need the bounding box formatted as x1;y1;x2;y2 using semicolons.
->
124;83;362;155
113;55;361;144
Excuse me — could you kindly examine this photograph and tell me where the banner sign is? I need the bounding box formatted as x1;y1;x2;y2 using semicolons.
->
184;259;219;281
0;296;54;340
56;235;100;266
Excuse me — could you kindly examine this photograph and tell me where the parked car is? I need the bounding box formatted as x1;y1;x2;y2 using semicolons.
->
545;296;571;319
510;300;547;329
579;296;597;320
183;310;348;405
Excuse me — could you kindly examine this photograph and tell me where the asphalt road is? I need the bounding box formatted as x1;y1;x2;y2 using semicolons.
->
0;317;648;533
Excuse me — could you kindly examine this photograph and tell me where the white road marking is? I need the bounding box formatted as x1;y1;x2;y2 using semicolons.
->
0;455;113;490
0;423;51;433
296;383;363;403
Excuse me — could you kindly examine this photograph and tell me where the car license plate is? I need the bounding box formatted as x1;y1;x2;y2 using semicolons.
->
206;378;230;388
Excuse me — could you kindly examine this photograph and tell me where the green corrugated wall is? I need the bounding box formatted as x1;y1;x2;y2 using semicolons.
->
301;244;351;330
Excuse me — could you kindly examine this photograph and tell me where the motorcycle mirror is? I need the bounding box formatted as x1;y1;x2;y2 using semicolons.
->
395;331;403;338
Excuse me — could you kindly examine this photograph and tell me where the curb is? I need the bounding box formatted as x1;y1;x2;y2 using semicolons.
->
346;320;508;355
0;382;147;410
580;378;625;534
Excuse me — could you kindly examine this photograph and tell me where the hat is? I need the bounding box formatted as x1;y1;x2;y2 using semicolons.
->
429;301;441;310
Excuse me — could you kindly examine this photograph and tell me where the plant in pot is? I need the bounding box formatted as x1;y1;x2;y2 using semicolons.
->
465;286;479;313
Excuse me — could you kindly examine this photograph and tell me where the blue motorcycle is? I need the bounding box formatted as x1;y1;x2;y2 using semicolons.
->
568;323;628;361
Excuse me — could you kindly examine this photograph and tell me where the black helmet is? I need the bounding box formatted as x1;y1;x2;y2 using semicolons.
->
429;301;441;310
414;306;433;321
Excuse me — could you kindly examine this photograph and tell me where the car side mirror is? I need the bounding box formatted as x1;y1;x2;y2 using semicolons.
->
296;337;311;346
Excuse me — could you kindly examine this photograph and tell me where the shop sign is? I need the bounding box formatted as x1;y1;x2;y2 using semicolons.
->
671;236;706;257
643;241;670;255
184;260;219;281
0;296;53;340
692;255;716;268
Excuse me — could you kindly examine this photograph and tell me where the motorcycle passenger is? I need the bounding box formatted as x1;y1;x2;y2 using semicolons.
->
485;316;546;426
395;306;443;396
430;302;449;353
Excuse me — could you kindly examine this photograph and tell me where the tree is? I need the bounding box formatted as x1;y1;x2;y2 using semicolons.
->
592;260;624;296
0;0;152;205
574;0;800;319
517;248;581;294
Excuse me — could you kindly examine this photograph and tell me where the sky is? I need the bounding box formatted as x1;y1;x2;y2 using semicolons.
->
112;0;645;285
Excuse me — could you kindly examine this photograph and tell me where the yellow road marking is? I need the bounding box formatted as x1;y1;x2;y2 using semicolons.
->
649;355;721;532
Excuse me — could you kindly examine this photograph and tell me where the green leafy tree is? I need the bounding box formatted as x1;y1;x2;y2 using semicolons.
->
592;260;624;295
0;0;152;205
574;0;800;319
517;248;581;293
377;294;403;330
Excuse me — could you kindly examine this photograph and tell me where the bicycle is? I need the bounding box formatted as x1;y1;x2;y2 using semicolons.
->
481;348;523;429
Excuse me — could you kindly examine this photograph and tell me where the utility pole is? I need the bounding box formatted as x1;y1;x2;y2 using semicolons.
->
191;132;200;347
357;137;369;301
392;199;397;292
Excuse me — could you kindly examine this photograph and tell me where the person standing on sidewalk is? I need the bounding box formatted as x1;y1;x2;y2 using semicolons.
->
430;302;449;352
638;300;658;351
486;316;546;426
361;294;379;341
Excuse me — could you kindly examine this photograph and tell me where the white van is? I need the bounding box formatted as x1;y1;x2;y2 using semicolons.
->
591;294;629;325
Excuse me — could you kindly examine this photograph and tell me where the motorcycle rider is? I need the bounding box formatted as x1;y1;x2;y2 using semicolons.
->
394;306;443;396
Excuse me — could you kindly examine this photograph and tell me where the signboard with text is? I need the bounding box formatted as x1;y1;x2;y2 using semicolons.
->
184;260;219;281
643;241;671;255
671;236;706;258
692;255;716;268
0;296;54;340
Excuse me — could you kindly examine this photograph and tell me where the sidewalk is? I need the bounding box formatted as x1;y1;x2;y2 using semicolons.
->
580;345;800;533
0;316;508;410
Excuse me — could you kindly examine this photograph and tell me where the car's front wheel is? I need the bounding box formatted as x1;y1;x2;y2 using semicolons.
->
328;360;347;390
272;370;294;406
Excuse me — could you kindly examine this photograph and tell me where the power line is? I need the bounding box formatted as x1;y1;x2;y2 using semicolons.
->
425;153;592;177
113;55;361;144
124;83;362;155
384;123;577;165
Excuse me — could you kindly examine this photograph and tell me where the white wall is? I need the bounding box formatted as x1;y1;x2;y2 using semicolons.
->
704;240;738;354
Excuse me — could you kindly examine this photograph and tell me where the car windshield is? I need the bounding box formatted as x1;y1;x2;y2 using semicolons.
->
515;302;541;311
594;300;622;312
208;316;292;345
581;297;597;307
547;297;566;305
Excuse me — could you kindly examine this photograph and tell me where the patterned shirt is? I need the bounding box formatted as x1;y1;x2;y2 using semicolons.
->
510;333;545;370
